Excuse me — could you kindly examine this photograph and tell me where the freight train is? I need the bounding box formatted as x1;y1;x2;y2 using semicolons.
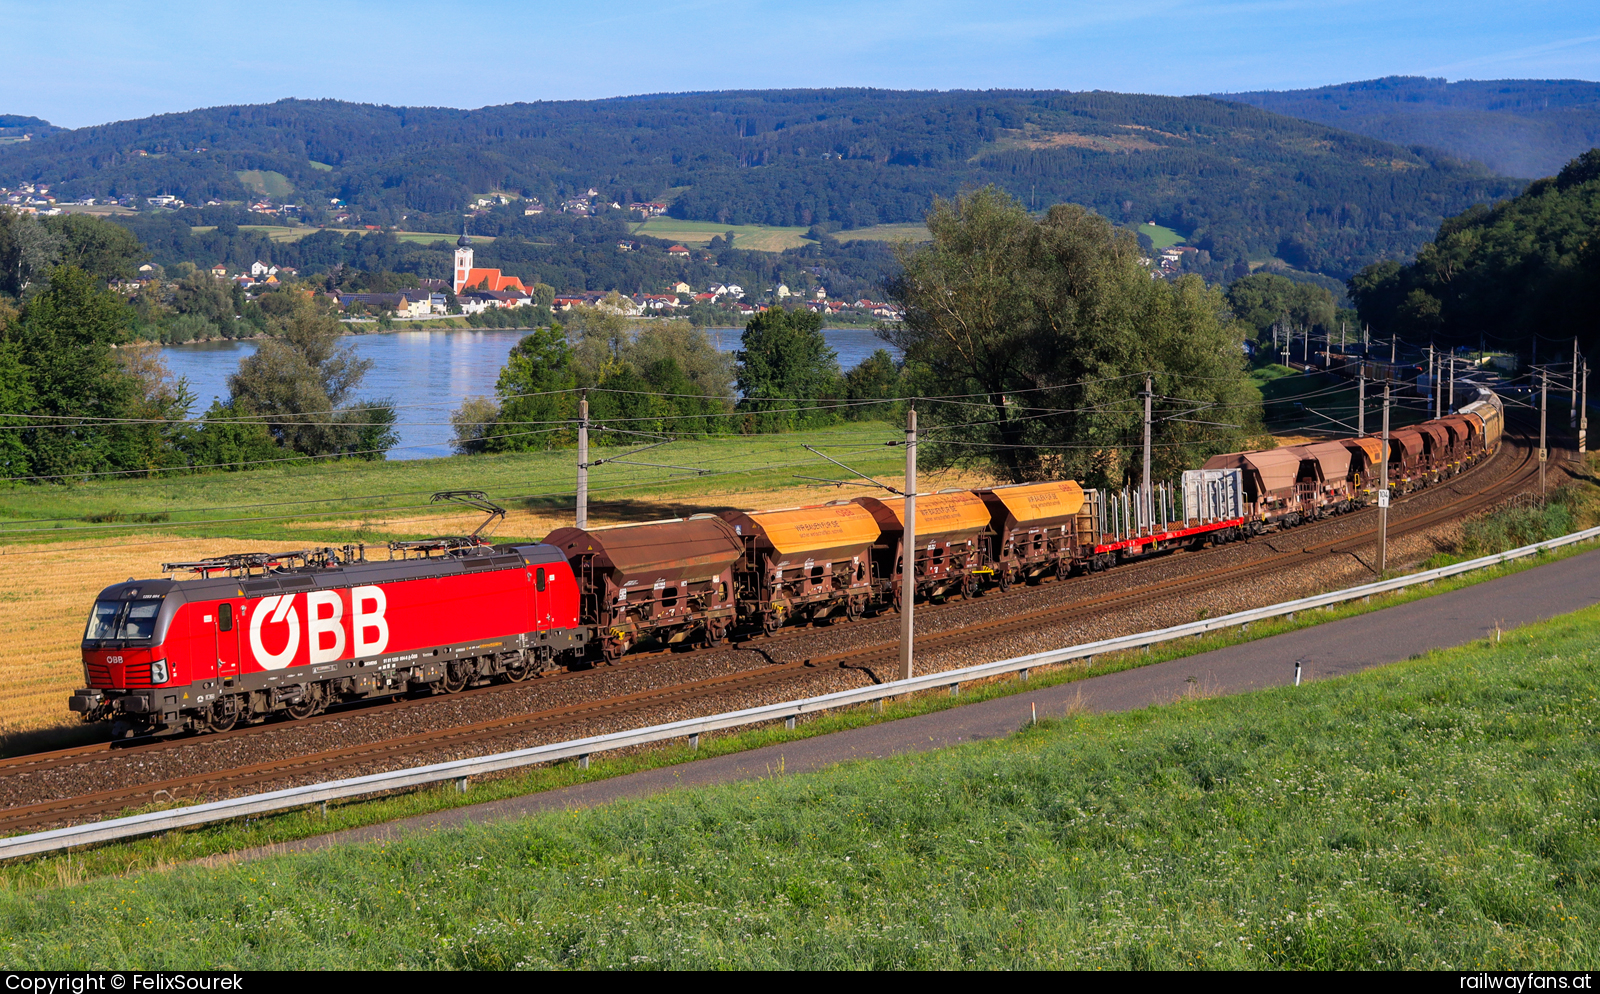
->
70;394;1502;738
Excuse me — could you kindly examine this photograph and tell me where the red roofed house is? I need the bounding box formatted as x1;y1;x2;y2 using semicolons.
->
453;234;528;295
667;244;690;258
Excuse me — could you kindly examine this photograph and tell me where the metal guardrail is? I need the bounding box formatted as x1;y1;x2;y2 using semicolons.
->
5;522;1598;861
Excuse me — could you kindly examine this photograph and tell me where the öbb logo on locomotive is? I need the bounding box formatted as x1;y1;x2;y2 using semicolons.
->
70;393;1502;739
247;587;391;669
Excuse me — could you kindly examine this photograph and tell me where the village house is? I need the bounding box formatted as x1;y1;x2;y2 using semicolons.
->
667;244;691;258
336;291;433;319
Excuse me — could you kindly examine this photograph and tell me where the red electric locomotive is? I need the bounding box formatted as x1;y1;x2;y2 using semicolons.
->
70;493;585;739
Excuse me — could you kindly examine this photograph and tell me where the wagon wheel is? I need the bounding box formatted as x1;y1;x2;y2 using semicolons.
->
961;573;979;599
997;568;1013;592
701;622;727;649
763;612;784;636
845;597;864;622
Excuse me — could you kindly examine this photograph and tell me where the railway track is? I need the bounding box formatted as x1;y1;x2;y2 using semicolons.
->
0;430;1550;835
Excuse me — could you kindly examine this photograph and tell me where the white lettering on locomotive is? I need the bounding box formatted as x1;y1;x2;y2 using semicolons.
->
306;589;346;664
352;584;390;656
249;594;301;669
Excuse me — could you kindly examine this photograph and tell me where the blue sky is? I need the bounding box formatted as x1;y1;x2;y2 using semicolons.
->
5;0;1598;128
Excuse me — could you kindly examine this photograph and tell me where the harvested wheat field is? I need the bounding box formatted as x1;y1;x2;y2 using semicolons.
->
0;535;292;734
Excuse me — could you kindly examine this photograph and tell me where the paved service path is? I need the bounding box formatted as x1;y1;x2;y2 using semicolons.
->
230;548;1600;861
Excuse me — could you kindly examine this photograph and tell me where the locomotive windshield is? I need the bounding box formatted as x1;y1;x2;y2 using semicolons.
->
85;599;163;641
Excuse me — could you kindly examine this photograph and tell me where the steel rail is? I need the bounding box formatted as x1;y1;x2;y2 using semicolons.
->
3;512;1593;861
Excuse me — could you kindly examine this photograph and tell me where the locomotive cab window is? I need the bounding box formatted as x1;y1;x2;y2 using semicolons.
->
84;598;163;641
218;603;233;632
535;568;546;592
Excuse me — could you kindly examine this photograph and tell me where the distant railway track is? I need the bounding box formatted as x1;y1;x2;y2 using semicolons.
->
0;427;1548;835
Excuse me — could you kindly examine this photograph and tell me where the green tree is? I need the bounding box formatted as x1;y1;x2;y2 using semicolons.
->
1224;272;1338;341
0;208;60;299
450;395;501;455
227;295;378;456
886;187;1259;485
42;213;144;283
735;306;840;431
841;348;904;421
5;266;143;478
171;270;236;328
182;399;285;471
481;324;577;452
0;301;32;476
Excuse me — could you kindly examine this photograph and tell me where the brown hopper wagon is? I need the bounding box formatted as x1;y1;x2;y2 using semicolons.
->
852;491;992;604
544;515;743;659
719;502;880;631
972;480;1090;589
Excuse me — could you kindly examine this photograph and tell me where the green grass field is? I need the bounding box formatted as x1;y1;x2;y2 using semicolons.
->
836;223;930;244
3;594;1594;968
0;424;909;546
1138;222;1184;249
233;170;294;199
630;219;813;252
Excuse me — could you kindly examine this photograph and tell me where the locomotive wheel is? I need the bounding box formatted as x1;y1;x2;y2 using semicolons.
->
206;698;238;733
442;662;470;693
285;699;318;720
109;718;138;741
504;655;532;683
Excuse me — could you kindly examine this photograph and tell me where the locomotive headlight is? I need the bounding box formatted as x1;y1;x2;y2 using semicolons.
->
149;659;170;684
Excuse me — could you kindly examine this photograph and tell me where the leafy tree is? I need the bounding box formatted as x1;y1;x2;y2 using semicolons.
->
480;325;577;452
886;187;1260;485
171;270;236;328
0;208;60;299
449;396;500;455
41;213;144;283
735;306;840;431
841;348;904;421
226;295;379;456
182;399;285;471
4;266;144;478
0;300;31;477
1224;273;1338;340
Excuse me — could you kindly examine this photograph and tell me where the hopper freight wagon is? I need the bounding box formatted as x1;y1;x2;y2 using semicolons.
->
545;515;743;660
71;542;584;739
973;481;1090;588
720;502;880;631
1202;448;1324;528
852;491;993;604
1286;441;1364;512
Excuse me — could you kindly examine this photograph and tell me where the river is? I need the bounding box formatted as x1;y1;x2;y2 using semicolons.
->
159;326;897;460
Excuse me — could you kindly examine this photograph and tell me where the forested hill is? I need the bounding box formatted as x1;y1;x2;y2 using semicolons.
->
1218;77;1600;179
0;90;1524;280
